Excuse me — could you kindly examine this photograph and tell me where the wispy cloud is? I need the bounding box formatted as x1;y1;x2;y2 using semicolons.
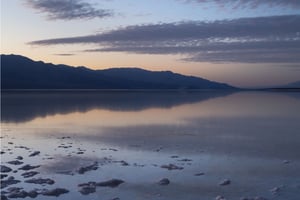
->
53;53;75;56
179;0;300;9
29;15;300;63
25;0;112;20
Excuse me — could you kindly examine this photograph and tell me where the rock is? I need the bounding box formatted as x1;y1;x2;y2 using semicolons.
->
7;160;23;165
7;190;28;198
254;197;268;200
16;156;23;160
78;185;96;195
18;164;40;171
59;136;71;139
1;177;21;189
120;160;129;166
270;187;281;195
0;165;12;173
78;182;96;187
216;195;226;200
158;178;170;185
5;187;23;193
42;188;69;197
219;179;231;186
29;151;40;157
27;190;39;198
21;171;39;178
14;146;30;150
1;195;8;200
96;179;124;188
77;162;98;174
178;158;192;162
161;164;184;170
283;160;290;164
25;178;55;185
1;174;8;179
114;160;129;166
133;163;145;167
194;172;205;176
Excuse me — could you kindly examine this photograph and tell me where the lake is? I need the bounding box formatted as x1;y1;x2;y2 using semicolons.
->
1;91;300;200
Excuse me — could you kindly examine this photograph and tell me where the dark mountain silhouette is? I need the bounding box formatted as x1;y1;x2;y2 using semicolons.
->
1;54;235;89
282;81;300;88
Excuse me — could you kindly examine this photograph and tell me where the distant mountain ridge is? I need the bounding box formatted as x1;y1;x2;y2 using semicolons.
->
282;81;300;88
1;54;235;90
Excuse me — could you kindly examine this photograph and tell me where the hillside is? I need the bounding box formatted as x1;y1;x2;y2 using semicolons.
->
1;54;235;90
284;81;300;88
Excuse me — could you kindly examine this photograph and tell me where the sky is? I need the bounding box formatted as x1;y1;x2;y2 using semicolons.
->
1;0;300;88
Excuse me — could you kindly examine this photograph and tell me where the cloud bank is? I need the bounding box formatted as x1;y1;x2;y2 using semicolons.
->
29;15;300;63
25;0;112;20
179;0;300;9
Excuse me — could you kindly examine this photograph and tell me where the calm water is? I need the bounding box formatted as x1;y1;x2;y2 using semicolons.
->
1;91;300;200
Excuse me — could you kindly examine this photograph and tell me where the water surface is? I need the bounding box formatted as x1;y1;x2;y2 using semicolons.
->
1;91;300;200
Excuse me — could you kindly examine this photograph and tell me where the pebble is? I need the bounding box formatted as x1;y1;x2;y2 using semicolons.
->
7;190;28;198
96;179;124;187
120;160;129;166
42;188;69;197
178;158;192;162
0;165;12;173
27;190;39;198
1;177;21;189
16;156;23;160
21;171;39;178
283;160;290;164
14;146;30;150
7;160;23;165
239;196;268;200
254;197;268;200
78;185;96;195
216;195;226;200
219;179;231;186
161;164;184;170
29;151;40;157
158;178;170;185
77;162;98;174
25;178;55;185
270;187;281;195
1;195;8;200
1;174;8;179
58;136;71;139
18;164;40;171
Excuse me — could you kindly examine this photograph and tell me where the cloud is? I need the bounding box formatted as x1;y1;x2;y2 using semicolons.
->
25;0;112;20
179;0;300;9
29;15;300;63
53;53;75;56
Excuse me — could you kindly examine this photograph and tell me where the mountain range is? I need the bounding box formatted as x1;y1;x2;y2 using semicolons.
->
1;54;235;90
282;81;300;88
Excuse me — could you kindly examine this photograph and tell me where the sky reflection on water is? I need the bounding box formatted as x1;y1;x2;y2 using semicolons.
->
1;91;300;200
